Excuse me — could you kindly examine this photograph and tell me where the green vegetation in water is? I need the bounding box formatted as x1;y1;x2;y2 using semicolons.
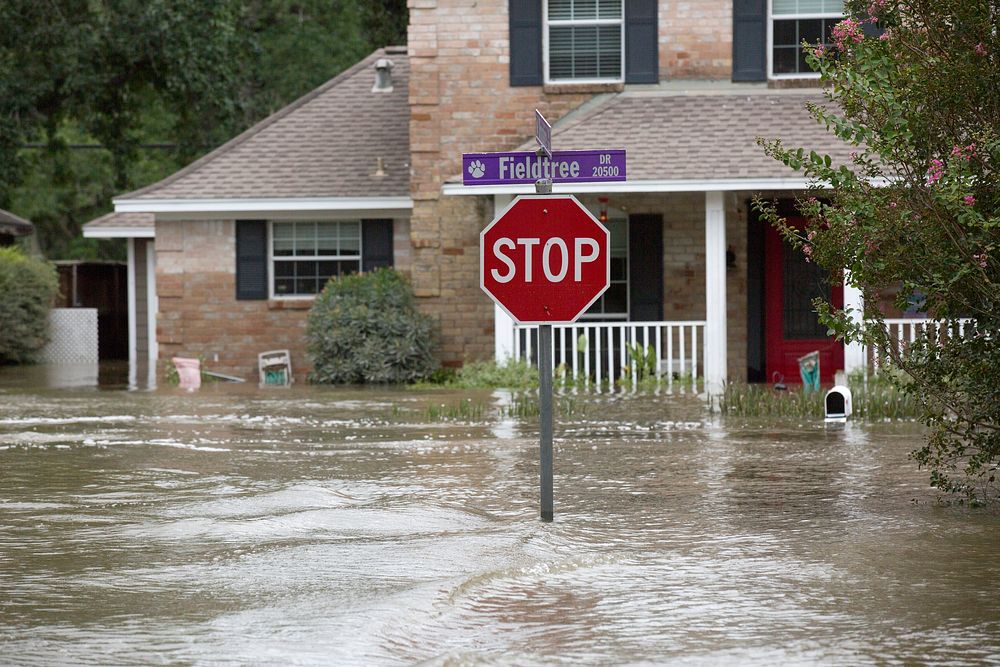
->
718;375;922;421
416;359;539;389
421;392;581;422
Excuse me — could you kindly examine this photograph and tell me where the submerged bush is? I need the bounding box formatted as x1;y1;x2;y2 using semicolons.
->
0;247;59;364
306;268;438;384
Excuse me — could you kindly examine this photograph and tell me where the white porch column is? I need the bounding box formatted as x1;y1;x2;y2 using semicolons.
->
705;191;728;394
126;238;137;366
843;269;864;375
492;194;516;363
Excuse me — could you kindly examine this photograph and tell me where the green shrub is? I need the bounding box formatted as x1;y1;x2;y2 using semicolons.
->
0;247;59;364
306;268;438;384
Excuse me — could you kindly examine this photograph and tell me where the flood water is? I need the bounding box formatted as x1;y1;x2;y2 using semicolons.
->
1;366;998;666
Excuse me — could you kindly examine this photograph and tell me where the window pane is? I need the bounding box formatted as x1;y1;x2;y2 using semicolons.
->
772;0;798;15
773;0;842;15
274;261;294;277
274;278;294;295
572;0;597;20
296;278;317;295
773;20;798;46
603;283;627;314
550;25;621;80
316;222;338;255
597;0;622;19
273;224;294;256
773;46;799;73
339;223;361;255
799;18;822;44
549;0;573;20
337;260;360;277
295;223;317;256
610;257;627;281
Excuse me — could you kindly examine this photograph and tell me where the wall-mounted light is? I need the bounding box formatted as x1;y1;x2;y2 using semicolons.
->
598;197;609;223
726;245;737;270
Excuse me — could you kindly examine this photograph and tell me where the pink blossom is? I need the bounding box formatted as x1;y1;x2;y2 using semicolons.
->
926;158;945;185
973;252;988;269
802;244;813;262
807;231;816;241
963;195;976;206
975;43;987;56
832;19;865;50
889;201;897;209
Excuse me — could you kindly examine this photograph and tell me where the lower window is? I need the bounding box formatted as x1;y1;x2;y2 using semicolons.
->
271;221;361;296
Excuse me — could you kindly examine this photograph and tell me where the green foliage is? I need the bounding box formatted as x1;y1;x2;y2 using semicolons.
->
623;343;657;382
0;0;406;259
307;269;438;384
423;358;539;389
719;376;922;420
756;0;1000;502
0;247;58;364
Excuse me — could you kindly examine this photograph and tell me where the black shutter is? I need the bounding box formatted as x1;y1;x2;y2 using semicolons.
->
733;0;767;82
362;219;394;272
628;214;663;321
509;0;543;86
625;0;658;84
235;220;268;300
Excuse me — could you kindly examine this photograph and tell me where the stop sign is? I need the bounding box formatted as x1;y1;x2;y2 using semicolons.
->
481;195;610;323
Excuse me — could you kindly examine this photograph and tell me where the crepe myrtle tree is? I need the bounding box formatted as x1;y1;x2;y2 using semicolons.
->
756;0;999;504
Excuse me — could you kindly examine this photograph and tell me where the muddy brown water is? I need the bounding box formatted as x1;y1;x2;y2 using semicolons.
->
1;365;998;665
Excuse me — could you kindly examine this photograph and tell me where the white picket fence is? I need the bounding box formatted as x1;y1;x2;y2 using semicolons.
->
512;320;706;391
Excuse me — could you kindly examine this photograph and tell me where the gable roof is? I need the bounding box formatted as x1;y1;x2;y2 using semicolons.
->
117;47;409;203
445;87;855;194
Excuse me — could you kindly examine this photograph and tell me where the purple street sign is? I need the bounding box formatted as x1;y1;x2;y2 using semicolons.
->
463;149;626;186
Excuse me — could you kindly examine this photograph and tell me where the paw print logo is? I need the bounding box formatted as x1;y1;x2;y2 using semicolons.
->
467;159;486;179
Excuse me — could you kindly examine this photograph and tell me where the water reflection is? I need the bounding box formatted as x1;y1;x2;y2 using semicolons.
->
1;368;998;665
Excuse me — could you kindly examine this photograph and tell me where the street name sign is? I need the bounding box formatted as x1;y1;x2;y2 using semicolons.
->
535;109;552;157
463;149;626;186
480;195;610;324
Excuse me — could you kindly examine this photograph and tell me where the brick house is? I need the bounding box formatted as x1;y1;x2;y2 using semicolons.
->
85;1;886;388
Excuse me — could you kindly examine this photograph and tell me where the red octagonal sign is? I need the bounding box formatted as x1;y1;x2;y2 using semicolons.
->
481;195;610;324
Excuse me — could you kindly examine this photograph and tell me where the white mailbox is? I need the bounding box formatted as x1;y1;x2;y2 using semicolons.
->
824;385;853;422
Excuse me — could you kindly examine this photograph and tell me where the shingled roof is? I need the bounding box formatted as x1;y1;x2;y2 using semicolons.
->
117;47;409;201
547;89;851;182
447;87;853;191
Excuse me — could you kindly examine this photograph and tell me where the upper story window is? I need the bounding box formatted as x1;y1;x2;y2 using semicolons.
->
545;0;624;84
770;0;843;77
510;0;658;87
271;221;360;297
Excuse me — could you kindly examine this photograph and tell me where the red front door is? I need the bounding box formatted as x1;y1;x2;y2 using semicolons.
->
764;218;843;385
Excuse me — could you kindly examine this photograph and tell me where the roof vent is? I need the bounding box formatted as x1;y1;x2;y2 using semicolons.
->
373;59;394;93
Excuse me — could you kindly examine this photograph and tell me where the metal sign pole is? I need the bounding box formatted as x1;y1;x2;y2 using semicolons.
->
538;323;554;522
535;171;554;522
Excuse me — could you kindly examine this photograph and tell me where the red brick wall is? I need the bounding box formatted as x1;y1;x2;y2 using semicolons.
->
154;218;411;382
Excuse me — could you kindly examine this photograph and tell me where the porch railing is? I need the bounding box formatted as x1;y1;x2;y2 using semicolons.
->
866;317;976;373
512;320;706;391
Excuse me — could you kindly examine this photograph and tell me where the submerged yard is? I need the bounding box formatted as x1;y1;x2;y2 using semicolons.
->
1;366;998;665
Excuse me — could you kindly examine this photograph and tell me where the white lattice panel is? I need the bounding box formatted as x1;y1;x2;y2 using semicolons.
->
39;308;98;364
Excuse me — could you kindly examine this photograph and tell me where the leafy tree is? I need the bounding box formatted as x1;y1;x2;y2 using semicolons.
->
758;0;999;503
0;0;406;260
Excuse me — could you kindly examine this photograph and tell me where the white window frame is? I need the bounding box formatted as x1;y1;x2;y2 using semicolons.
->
543;0;626;85
268;220;362;300
768;0;843;80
